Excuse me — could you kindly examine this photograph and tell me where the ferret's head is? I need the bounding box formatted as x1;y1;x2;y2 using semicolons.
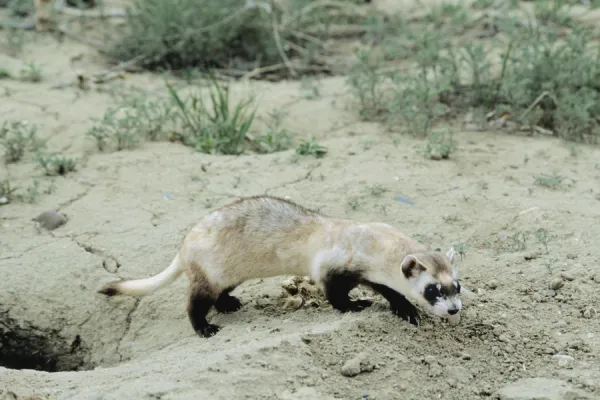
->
402;247;462;319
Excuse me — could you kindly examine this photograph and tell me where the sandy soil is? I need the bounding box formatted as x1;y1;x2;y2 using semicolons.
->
1;1;600;399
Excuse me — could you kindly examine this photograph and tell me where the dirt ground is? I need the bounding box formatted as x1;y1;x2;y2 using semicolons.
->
1;1;600;399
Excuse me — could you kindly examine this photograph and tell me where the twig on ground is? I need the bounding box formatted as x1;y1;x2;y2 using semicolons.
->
518;91;558;121
50;55;147;89
271;13;297;77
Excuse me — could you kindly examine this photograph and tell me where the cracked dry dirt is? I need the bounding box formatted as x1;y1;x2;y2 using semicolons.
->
2;11;600;400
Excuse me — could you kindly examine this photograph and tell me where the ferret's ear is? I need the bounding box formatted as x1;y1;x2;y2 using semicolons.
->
446;246;457;265
402;255;426;278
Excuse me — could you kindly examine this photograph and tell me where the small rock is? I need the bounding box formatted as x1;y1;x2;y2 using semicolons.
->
0;197;8;205
582;307;596;319
487;280;498;289
32;210;67;230
341;358;361;377
423;355;437;365
283;295;303;310
429;150;443;160
447;313;460;326
550;278;564;290
494;377;593;400
560;271;575;281
498;334;510;343
524;251;541;260
281;277;302;295
341;352;369;377
460;352;472;360
551;354;574;367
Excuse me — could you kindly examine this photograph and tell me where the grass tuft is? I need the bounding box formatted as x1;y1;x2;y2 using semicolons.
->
0;120;45;163
345;1;600;143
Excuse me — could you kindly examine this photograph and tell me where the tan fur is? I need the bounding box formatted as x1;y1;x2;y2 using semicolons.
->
98;196;460;335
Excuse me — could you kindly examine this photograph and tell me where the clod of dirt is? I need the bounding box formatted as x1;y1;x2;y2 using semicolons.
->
550;278;564;290
551;354;574;367
487;280;498;289
581;307;597;319
493;377;593;400
279;276;325;310
340;352;372;377
447;314;461;326
32;210;67;231
283;295;303;310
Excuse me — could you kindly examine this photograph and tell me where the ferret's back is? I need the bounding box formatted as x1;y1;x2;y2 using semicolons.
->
206;196;323;234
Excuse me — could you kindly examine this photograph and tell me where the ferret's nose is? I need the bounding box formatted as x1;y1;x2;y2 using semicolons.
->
448;308;459;315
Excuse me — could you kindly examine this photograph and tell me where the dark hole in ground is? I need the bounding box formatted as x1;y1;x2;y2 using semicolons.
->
0;313;93;372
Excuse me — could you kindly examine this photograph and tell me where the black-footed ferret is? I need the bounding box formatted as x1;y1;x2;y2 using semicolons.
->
98;195;463;338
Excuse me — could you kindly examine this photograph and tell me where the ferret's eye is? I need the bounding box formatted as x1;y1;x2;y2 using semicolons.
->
425;285;440;299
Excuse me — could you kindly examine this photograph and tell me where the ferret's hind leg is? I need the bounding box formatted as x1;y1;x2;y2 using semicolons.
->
186;263;221;338
323;269;373;312
215;286;242;313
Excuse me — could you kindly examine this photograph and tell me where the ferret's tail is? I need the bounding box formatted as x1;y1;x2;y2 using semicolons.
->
98;254;184;297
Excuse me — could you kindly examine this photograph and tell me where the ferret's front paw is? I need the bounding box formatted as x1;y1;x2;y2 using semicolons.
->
197;324;221;338
391;304;420;326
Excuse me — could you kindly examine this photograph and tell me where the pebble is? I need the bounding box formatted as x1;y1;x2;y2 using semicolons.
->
498;334;510;343
0;197;8;205
582;308;595;319
448;313;461;326
487;279;498;289
423;355;437;365
551;354;574;367
283;295;303;310
560;271;575;281
32;210;67;231
341;352;369;377
550;278;564;290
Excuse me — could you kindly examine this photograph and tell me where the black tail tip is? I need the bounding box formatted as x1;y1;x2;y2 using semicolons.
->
98;282;120;296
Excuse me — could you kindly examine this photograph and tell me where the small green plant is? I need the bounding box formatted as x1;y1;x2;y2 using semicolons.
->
347;196;364;211
365;183;388;197
0;68;10;79
87;107;141;152
167;75;256;155
0;120;44;163
534;173;563;189
535;228;556;254
534;0;572;27
295;136;327;158
252;109;295;154
508;231;528;252
35;152;76;176
424;130;455;160
0;178;18;203
452;243;470;259
346;49;390;121
119;92;178;142
19;61;43;83
388;72;450;137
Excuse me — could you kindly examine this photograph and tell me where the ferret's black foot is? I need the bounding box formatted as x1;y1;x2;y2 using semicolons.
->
197;324;221;338
215;293;242;313
392;304;420;326
347;299;373;312
365;282;421;326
